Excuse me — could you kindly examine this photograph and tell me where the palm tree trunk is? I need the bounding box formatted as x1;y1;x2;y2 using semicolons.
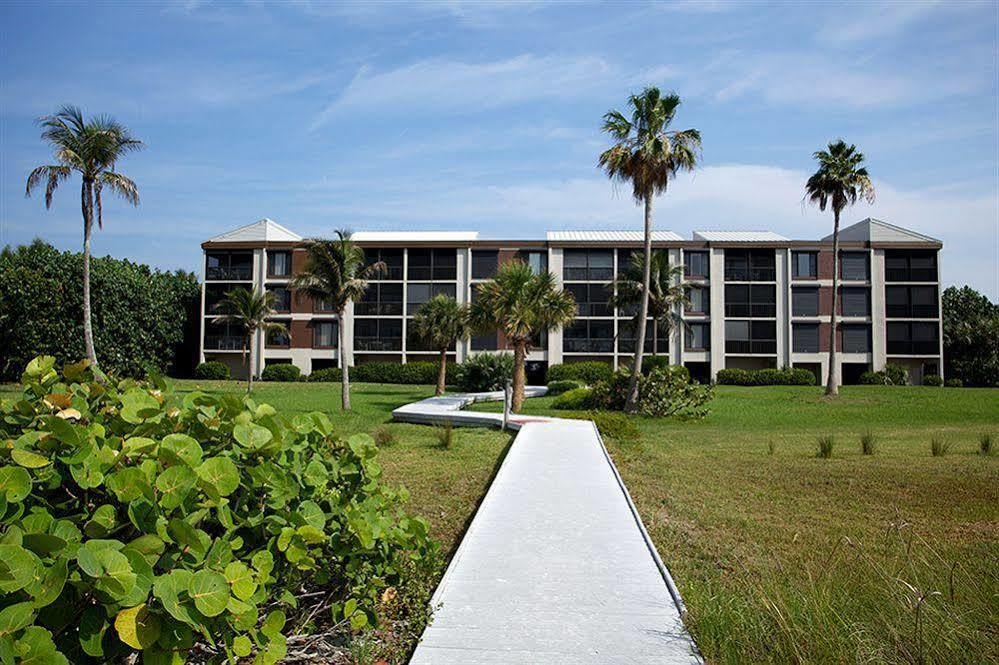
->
339;312;351;410
826;208;841;397
80;179;98;369
245;334;253;394
511;342;527;413
652;322;659;357
436;348;447;396
625;192;654;413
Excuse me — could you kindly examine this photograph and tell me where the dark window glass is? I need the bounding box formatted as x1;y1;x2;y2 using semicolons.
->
684;251;710;278
204;320;243;350
724;251;749;281
517;250;548;275
793;323;819;353
792;251;817;279
725;250;775;281
563;320;614;353
356;283;403;316
206;251;253;281
353;318;402;351
885;250;937;282
725;320;775;354
792;287;819;317
569;283;612;316
470;333;498;351
840;287;870;317
687;287;709;313
685;322;710;351
204;284;232;313
563;249;613;281
889;322;939;355
266;286;291;312
267;251;291;277
266;324;290;348
406;283;456;315
840;252;870;281
841;324;871;353
313;321;338;348
887;285;938;318
471;250;499;280
725;284;775;317
364;249;403;280
432;249;457;280
617;320;667;354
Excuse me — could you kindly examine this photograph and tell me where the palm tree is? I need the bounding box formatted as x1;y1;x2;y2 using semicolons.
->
216;287;288;394
25;106;143;370
291;231;384;410
471;261;575;412
805;140;876;397
411;295;471;396
600;87;700;412
610;249;690;357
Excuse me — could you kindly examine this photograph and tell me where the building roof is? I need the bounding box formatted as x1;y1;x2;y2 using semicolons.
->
546;230;683;242
692;230;788;242
822;217;940;244
351;231;479;242
206;219;302;243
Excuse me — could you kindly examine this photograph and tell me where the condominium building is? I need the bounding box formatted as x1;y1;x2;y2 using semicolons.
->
200;217;944;384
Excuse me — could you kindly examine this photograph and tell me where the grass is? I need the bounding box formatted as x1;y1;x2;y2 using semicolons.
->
3;380;996;662
816;434;835;459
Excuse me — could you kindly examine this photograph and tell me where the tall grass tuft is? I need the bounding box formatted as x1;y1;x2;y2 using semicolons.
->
372;425;396;447
435;420;455;449
930;437;950;457
980;433;993;456
816;436;834;459
767;439;776;456
860;431;877;456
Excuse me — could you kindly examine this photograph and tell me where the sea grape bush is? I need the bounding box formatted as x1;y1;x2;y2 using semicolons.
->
0;357;435;663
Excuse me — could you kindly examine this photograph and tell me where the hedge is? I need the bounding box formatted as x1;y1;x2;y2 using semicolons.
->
716;367;816;386
352;361;453;385
547;361;613;386
546;379;585;396
261;363;302;382
308;367;342;383
923;374;943;387
551;387;593;410
194;361;230;380
0;240;200;380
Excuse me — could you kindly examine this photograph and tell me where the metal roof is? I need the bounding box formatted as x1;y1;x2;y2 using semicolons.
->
546;230;683;242
351;231;479;242
207;219;302;243
822;217;940;244
692;230;788;242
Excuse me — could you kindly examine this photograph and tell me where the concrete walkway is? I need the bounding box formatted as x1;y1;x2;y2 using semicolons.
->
395;389;700;664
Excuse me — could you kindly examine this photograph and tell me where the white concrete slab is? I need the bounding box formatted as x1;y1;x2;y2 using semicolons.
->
399;390;700;664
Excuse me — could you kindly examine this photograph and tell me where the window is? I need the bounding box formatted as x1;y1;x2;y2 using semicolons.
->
684;251;709;279
313;321;337;349
355;283;403;316
266;286;291;312
470;332;498;351
725;250;775;281
353;318;402;351
793;323;820;353
792;287;819;317
567;283;612;316
885;250;937;282
206;251;252;281
204;320;243;350
471;250;499;279
841;324;871;353
314;297;334;313
887;322;939;355
792;251;818;279
685;322;710;351
840;252;869;281
362;249;403;280
563;320;614;353
406;283;456;314
266;326;290;348
407;249;456;281
725;320;776;354
617;320;667;354
687;287;709;314
886;286;938;318
204;284;233;313
724;284;776;317
563;249;613;281
267;251;291;277
840;287;870;317
408;326;455;352
517;250;548;275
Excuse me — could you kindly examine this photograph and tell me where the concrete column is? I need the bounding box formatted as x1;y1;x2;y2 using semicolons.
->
776;248;789;367
936;249;944;380
871;249;887;371
401;249;408;364
198;250;207;365
456;248;470;363
708;247;725;378
548;248;564;366
253;248;266;377
670;247;683;365
343;300;355;368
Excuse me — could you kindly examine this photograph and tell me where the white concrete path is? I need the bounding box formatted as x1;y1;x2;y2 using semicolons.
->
395;389;700;664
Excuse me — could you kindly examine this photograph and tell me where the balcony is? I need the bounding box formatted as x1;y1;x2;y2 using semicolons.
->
354;338;402;352
206;266;252;281
563;339;614;353
205;335;244;351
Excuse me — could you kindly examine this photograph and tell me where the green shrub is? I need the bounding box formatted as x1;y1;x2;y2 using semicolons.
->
589;411;640;440
194;360;230;380
454;353;513;392
640;356;689;380
945;378;963;388
922;374;943;387
816;435;835;459
546;379;585;396
308;367;343;383
0;356;436;663
351;361;451;385
260;363;302;382
859;370;887;385
884;363;909;385
716;367;814;386
637;367;714;418
546;361;613;386
716;368;751;385
551;387;593;410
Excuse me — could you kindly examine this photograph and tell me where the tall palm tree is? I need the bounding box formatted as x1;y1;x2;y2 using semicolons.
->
610;249;690;357
216;287;288;394
291;231;384;410
600;87;700;412
471;262;575;412
411;295;471;396
25;105;143;370
805;140;876;397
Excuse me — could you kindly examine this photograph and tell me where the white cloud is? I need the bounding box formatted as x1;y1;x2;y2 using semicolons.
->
817;1;942;45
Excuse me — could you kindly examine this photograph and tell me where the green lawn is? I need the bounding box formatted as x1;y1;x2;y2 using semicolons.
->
2;380;996;663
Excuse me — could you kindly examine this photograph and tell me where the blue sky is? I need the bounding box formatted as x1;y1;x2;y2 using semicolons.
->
1;0;996;298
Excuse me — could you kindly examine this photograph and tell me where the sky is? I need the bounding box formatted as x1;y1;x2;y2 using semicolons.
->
0;0;996;298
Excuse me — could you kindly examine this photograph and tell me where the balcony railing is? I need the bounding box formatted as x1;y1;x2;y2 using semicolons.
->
725;339;777;354
354;338;402;352
206;266;252;281
354;303;404;316
563;339;614;353
205;335;245;351
887;340;939;355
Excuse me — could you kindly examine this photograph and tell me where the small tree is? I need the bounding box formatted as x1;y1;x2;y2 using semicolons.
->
805;140;875;396
216;287;287;394
471;262;575;412
411;295;470;395
610;249;690;356
291;231;384;410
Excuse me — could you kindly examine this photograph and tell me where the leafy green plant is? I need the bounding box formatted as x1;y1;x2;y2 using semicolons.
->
372;426;395;448
194;361;230;381
586;368;712;419
716;367;815;386
922;374;943;387
260;364;301;382
0;356;435;663
860;431;877;456
352;362;454;385
930;437;950;457
945;378;963;388
816;436;835;459
546;380;585;396
546;362;613;386
551;388;594;411
453;354;513;393
307;367;342;383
